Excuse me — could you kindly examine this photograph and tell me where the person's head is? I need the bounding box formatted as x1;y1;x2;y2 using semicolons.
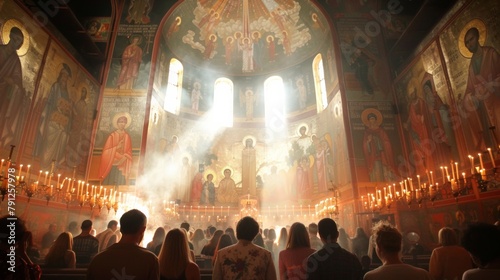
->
464;27;480;53
49;223;57;232
308;223;318;236
438;227;458;246
180;222;190;232
208;225;216;237
462;222;500;268
209;230;224;247
120;209;147;241
107;220;118;231
117;116;128;129
223;168;231;178
286;222;311;249
9;27;24;50
80;87;88;100
355;227;368;238
367;113;377;126
192;228;205;242
81;220;93;233
158;228;191;278
318;218;339;243
236;216;259;242
225;227;237;244
152;227;166;245
268;228;276;241
45;232;73;265
215;234;233;252
372;221;402;260
58;63;72;85
68;221;78;232
278;227;288;246
207;174;213;181
245;138;253;148
299;126;307;135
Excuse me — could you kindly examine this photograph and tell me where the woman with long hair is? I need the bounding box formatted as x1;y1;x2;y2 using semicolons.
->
201;229;223;257
44;232;76;268
191;228;207;255
278;222;315;279
158;228;200;280
212;234;234;266
147;227;166;255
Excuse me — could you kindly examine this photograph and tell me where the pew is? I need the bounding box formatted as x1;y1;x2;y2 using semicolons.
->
40;267;213;280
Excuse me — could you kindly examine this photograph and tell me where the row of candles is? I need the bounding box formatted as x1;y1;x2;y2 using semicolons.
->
362;147;499;210
0;159;124;208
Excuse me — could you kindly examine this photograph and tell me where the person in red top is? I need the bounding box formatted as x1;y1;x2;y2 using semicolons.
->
278;222;316;279
99;114;133;185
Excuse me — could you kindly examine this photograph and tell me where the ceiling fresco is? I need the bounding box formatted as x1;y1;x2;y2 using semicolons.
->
162;0;331;75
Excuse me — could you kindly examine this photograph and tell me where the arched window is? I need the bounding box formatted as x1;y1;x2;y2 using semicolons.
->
164;58;183;114
264;76;286;130
213;78;233;127
313;54;328;112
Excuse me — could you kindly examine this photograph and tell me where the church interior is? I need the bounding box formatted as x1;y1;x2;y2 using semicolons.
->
1;0;500;261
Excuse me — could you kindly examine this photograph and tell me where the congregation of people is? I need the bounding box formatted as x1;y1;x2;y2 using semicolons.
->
1;211;499;280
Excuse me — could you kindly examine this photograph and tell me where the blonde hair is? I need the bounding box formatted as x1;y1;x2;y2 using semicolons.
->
44;232;73;267
158;228;190;278
438;227;458;246
286;222;311;249
372;221;402;253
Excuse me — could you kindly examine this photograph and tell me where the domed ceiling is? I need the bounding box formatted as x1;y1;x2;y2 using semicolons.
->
162;0;331;75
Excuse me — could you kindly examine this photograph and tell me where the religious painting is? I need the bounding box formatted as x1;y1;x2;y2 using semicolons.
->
349;101;402;182
89;95;147;185
335;17;392;100
84;17;111;42
181;70;214;114
284;62;316;112
394;40;464;179
162;0;331;75
233;79;265;121
439;0;500;154
152;42;169;99
0;0;49;156
25;41;99;178
325;92;351;187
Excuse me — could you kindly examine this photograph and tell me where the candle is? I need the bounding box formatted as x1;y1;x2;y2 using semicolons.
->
444;167;449;178
440;166;445;183
430;171;434;185
18;164;23;177
462;172;466;184
488;148;496;167
468;155;474;174
478;153;484;170
417;175;421;188
389;185;393;196
383;187;387;198
409;178;414;191
0;159;3;171
27;165;31;182
450;162;456;180
454;162;459;180
426;170;431;184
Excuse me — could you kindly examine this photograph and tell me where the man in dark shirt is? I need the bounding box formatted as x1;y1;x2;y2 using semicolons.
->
306;218;362;279
73;220;99;265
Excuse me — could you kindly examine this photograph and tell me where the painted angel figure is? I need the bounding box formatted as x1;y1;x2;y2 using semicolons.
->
240;87;257;120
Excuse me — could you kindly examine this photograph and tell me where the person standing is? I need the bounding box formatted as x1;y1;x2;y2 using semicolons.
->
73;220;99;265
201;173;215;205
461;222;500;280
98;113;133;185
364;221;431;280
87;209;159;280
158;228;200;280
217;169;238;204
279;222;316;279
116;35;143;89
34;63;73;170
306;218;362;279
95;220;118;252
213;216;276;280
